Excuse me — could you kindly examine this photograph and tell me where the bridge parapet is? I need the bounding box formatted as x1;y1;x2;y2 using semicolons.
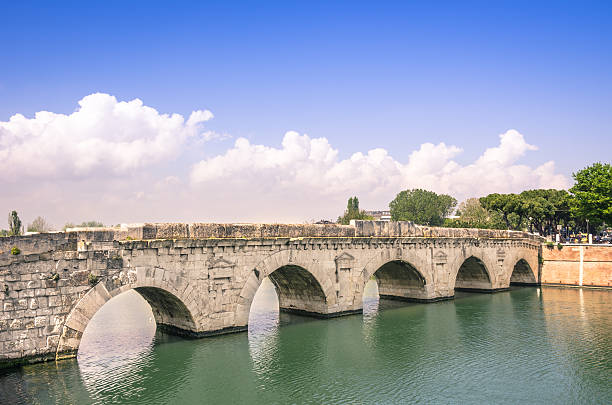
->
1;221;541;256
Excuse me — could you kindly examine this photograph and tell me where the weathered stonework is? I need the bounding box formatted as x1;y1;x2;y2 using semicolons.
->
0;221;541;368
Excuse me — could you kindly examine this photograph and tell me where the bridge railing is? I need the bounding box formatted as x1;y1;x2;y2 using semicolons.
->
1;221;543;256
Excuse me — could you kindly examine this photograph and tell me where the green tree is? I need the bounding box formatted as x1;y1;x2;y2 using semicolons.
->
479;193;527;230
456;198;490;227
8;211;22;236
519;189;571;234
63;221;105;230
389;189;457;226
27;216;53;233
337;196;373;224
569;162;612;226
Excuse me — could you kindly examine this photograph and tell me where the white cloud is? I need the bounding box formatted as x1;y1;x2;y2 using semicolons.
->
190;129;570;213
0;93;213;180
0;93;571;225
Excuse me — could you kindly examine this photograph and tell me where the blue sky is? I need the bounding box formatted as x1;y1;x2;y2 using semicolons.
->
1;1;611;225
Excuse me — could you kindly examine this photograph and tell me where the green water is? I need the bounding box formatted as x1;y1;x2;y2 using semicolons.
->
1;284;610;404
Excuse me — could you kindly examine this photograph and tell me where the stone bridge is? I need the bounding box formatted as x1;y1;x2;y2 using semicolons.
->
0;221;542;368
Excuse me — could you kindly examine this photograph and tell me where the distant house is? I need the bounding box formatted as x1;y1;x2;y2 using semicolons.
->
364;210;391;221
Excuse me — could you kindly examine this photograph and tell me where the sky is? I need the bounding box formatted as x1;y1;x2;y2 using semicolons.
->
1;1;611;228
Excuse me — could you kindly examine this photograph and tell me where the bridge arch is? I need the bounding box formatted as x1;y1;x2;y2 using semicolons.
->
56;275;199;360
509;258;538;285
235;249;337;325
452;255;494;292
367;259;429;301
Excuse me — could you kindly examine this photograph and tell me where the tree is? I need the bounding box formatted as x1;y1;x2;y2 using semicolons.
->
519;189;571;234
389;189;457;226
479;193;527;230
456;198;491;228
63;221;105;230
337;196;373;224
569;162;612;226
8;211;22;236
27;216;52;233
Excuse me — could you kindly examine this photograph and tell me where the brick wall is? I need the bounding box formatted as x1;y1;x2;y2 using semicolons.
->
542;245;612;287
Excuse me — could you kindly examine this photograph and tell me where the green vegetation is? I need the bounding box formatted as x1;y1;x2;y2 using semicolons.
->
27;216;53;233
337;197;373;225
569;162;612;226
88;273;99;286
10;246;21;255
389;189;456;226
63;221;105;230
8;211;22;236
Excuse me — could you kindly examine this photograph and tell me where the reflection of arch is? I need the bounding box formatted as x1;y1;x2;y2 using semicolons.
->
454;256;493;292
235;249;336;325
56;278;199;360
510;258;537;285
370;260;429;301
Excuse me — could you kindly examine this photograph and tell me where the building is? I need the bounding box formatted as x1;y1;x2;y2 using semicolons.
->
364;210;391;221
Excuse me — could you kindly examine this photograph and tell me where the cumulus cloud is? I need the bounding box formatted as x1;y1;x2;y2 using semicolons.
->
0;93;213;180
190;129;570;208
0;93;571;224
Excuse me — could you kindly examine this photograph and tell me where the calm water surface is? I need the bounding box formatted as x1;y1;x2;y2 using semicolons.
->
1;282;610;404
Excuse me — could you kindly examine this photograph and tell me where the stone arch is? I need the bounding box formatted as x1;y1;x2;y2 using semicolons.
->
452;255;494;292
368;259;429;301
509;258;538;285
56;276;199;360
235;249;336;326
360;249;433;301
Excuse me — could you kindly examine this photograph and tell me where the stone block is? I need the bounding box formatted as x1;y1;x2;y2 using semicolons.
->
29;298;39;310
46;334;59;348
27;280;40;289
17;299;28;309
34;316;48;327
9;318;22;330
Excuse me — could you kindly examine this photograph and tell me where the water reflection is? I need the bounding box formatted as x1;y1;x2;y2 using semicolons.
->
248;278;280;378
78;290;157;402
362;279;380;346
0;287;609;404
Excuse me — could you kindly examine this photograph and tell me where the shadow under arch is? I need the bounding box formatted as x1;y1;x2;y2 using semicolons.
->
267;264;329;317
510;258;538;285
56;282;199;360
454;256;494;292
371;260;429;302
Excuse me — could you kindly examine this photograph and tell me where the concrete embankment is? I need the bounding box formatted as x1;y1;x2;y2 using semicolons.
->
541;244;612;288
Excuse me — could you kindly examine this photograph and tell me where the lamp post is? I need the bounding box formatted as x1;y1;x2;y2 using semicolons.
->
586;219;590;244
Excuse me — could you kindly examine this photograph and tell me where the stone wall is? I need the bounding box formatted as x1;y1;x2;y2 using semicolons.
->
1;221;538;249
542;244;612;287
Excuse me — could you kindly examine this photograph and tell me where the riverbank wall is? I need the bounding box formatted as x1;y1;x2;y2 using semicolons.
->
541;244;612;288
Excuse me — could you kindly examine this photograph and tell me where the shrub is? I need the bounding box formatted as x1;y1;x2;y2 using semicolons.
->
10;246;20;255
557;243;564;250
88;273;99;286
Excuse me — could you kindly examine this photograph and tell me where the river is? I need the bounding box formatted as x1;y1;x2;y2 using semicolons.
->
0;281;610;404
